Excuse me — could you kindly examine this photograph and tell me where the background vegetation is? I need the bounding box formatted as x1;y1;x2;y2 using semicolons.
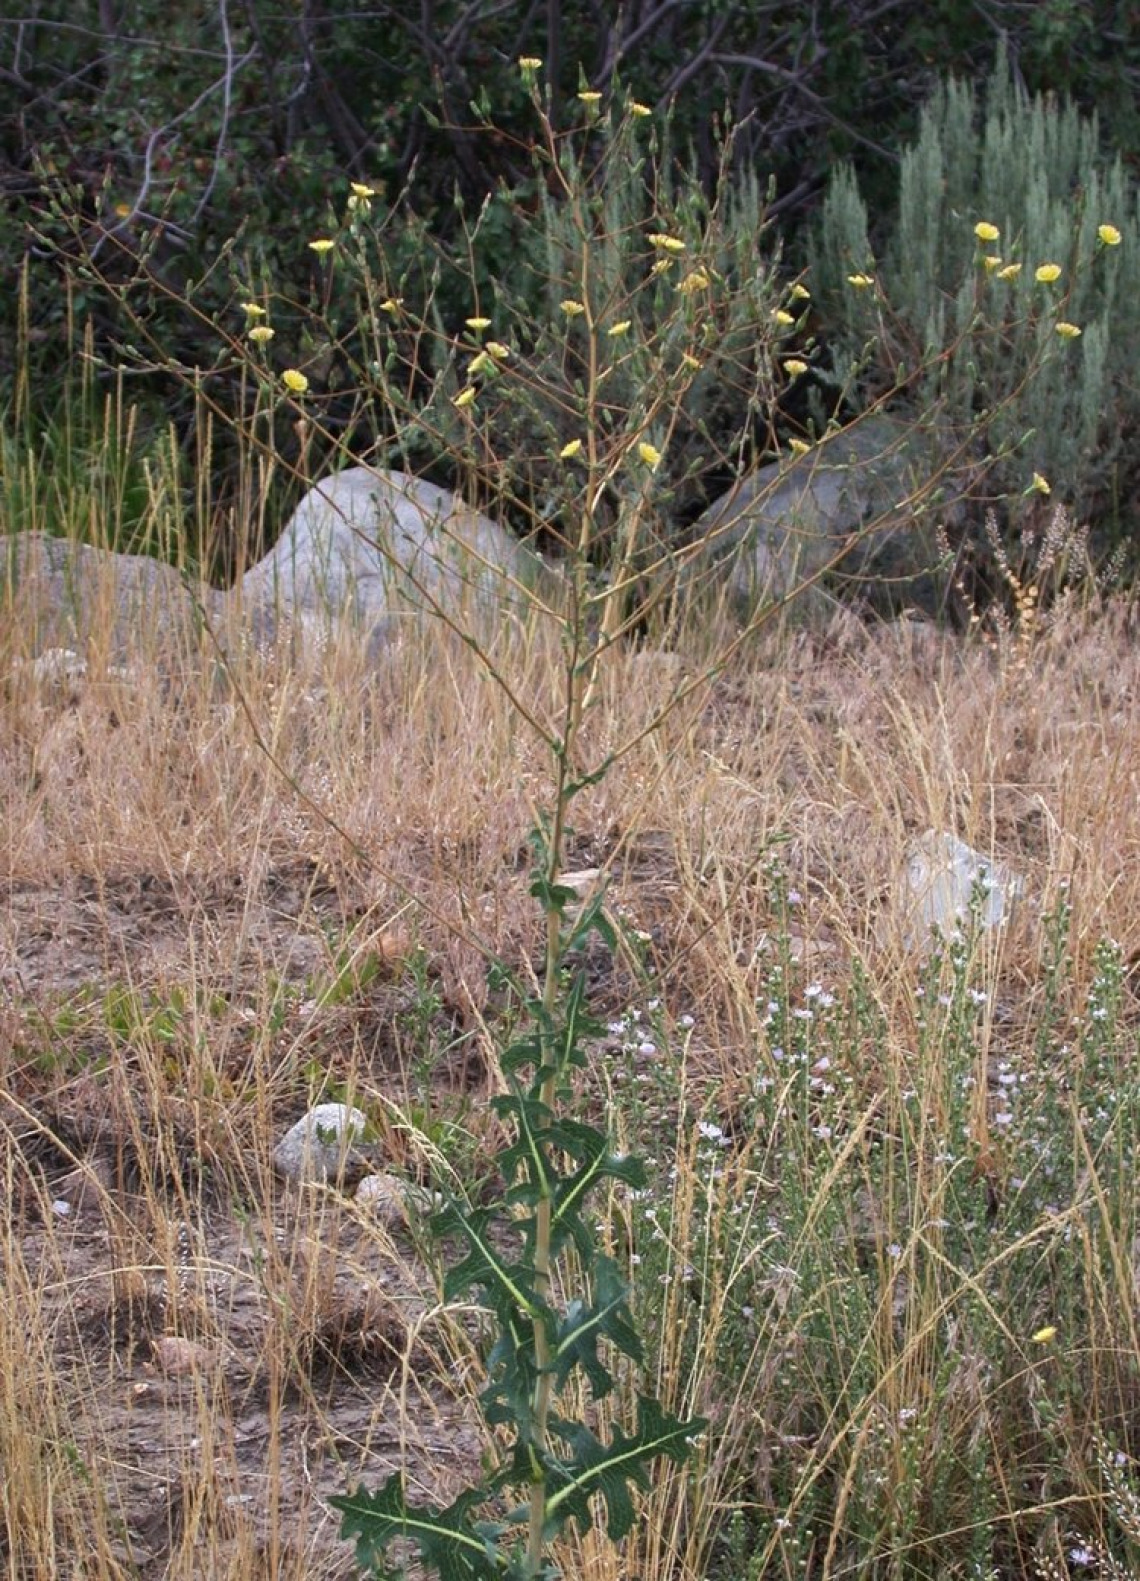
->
6;0;1140;575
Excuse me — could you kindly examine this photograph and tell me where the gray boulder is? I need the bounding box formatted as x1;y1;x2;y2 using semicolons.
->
3;531;225;663
272;1102;374;1185
240;467;551;651
687;416;946;614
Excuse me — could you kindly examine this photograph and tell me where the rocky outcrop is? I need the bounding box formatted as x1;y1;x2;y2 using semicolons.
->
239;467;553;652
686;416;948;614
3;531;225;663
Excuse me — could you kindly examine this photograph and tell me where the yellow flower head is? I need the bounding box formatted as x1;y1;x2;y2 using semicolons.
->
677;269;710;294
308;238;336;256
350;182;376;199
637;441;663;469
1055;321;1082;339
468;351;492;376
1098;224;1122;247
560;299;585;317
790;283;811;300
1031;472;1051;495
281;369;309;395
578;90;602;105
247;325;275;344
788;437;812;457
648;232;686;253
486;341;510;359
559;439;583;460
783;359;809;377
847;272;874;289
982;254;1002;273
630;101;652;118
773;309;795;326
975;221;1000;243
241;301;267;318
681;352;702;370
453;386;477;409
466;316;492;331
518;56;543;71
997;263;1022;280
1032;1325;1058;1345
1035;262;1062;283
607;320;632;338
380;297;403;314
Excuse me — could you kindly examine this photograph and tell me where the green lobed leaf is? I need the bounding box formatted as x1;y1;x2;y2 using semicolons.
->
332;1475;505;1581
436;1201;542;1322
550;1120;646;1258
544;1396;707;1540
482;1307;540;1433
553;1254;644;1397
564;888;618;955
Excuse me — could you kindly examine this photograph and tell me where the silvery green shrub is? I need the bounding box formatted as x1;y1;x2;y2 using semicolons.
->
813;55;1140;531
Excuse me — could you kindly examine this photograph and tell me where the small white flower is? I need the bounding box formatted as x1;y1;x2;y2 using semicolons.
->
698;1120;725;1143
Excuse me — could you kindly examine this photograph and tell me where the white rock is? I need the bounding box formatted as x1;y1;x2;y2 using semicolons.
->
354;1171;437;1229
272;1102;370;1184
240;467;551;652
899;831;1024;947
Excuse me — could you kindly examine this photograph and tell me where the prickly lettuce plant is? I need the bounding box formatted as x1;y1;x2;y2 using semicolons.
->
332;856;704;1577
323;76;734;1581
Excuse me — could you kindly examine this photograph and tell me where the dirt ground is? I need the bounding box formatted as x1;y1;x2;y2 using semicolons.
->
2;858;492;1578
